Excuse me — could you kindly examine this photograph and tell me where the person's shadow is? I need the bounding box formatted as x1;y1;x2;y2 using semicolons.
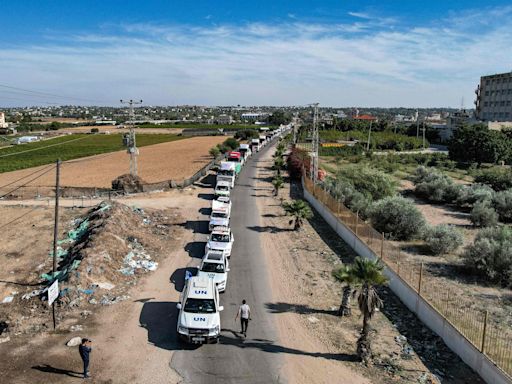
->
32;364;83;378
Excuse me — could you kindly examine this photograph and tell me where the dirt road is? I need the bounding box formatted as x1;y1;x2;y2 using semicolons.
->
0;136;226;188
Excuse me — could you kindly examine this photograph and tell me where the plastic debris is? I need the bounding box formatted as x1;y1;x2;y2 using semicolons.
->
119;241;158;275
79;289;95;295
22;289;44;300
70;325;83;332
99;295;130;306
66;336;83;347
307;316;320;324
93;282;115;290
2;296;14;304
185;270;193;281
0;336;10;344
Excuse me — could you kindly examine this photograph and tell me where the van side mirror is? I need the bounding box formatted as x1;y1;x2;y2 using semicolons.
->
219;306;224;311
226;268;230;272
176;303;182;310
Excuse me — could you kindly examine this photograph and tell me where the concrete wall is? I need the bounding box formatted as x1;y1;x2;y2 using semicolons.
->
303;184;511;384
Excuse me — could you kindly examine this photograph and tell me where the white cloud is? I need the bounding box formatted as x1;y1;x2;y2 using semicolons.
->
1;7;512;107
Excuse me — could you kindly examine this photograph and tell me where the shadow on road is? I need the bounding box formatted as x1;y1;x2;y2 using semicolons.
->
184;241;206;259
218;334;358;362
170;267;197;292
199;207;211;215
247;225;291;233
31;365;83;378
179;220;210;234
198;193;214;200
264;302;336;316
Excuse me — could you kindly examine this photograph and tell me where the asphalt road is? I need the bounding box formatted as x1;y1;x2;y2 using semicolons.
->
170;138;286;384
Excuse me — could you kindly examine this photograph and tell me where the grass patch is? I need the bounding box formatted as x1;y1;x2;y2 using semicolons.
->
0;134;183;173
137;123;263;130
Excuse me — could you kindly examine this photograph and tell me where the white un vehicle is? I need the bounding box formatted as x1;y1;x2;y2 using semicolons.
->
176;276;223;344
197;250;230;292
205;226;234;258
214;180;231;198
209;198;231;231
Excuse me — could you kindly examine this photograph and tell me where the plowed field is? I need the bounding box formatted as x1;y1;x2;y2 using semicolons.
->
0;136;226;188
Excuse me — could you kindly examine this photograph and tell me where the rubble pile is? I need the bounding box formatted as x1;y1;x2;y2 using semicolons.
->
111;174;146;193
0;201;180;338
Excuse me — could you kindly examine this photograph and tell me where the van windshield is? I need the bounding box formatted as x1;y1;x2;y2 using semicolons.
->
216;185;229;191
184;298;216;313
212;233;230;242
218;170;234;176
211;212;228;218
201;262;225;273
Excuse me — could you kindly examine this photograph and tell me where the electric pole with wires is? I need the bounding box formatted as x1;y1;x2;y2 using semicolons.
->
120;99;143;176
310;103;319;183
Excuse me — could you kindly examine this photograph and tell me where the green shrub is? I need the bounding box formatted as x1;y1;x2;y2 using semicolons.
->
336;164;396;201
234;129;259;140
90;127;99;133
456;184;494;208
492;189;512;223
474;167;512;191
463;226;512;286
423;224;463;255
320;130;425;151
209;146;221;158
223;137;239;150
470;201;498;227
324;178;373;218
369;196;426;240
216;143;229;154
413;166;462;203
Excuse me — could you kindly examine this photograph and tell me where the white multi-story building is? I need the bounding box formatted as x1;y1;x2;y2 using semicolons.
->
475;71;512;121
0;112;8;128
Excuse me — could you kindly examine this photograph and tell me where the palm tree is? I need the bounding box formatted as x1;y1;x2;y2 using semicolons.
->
273;157;285;175
351;257;388;365
332;265;358;317
282;200;313;230
272;176;284;197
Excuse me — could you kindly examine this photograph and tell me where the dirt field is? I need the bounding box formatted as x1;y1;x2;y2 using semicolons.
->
0;136;226;188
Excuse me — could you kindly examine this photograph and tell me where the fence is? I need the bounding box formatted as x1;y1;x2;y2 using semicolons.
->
302;176;512;383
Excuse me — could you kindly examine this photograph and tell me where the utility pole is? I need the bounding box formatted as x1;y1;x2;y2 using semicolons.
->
120;99;143;176
422;121;426;150
52;159;61;330
416;109;420;139
311;103;319;183
366;120;373;151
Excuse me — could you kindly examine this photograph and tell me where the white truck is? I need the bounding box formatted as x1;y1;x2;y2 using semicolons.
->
258;135;267;147
214;180;231;197
205;226;234;258
251;138;261;153
176;276;223;344
209;199;231;231
238;143;251;160
197;250;230;292
217;161;236;188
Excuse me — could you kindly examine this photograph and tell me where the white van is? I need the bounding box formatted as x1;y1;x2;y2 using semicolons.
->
217;161;236;188
197;250;230;292
205;226;234;258
176;276;223;344
209;199;231;231
214;180;231;197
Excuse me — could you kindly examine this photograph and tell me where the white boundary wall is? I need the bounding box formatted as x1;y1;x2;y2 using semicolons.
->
303;184;511;384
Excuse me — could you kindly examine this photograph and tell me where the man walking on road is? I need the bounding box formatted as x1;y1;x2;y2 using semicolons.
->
79;338;92;379
235;299;251;337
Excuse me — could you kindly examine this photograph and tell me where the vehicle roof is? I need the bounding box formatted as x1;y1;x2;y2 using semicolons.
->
211;226;231;234
204;251;225;262
216;181;231;187
215;196;230;203
239;144;250;149
212;199;230;212
219;162;236;171
185;276;215;299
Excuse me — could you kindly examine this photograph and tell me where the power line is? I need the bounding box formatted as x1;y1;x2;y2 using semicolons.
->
0;165;56;199
0;136;89;159
0;83;107;104
0;206;40;230
0;163;55;190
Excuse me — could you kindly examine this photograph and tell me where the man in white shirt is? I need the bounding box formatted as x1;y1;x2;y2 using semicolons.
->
235;299;251;337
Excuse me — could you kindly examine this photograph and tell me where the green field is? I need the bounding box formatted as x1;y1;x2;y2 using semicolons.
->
0;134;183;173
137;123;269;130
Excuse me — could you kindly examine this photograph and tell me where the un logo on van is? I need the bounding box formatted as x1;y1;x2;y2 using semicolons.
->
194;317;206;322
194;290;207;295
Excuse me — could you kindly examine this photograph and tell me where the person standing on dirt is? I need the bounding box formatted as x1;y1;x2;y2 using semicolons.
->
235;299;251;337
79;338;92;379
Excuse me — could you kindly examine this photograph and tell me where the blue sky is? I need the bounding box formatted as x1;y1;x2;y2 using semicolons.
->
1;1;512;107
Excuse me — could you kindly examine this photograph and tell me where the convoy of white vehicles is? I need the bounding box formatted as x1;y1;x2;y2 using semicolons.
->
176;124;291;344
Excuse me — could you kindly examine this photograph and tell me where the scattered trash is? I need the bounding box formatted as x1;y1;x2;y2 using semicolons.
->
0;336;10;344
70;325;83;332
99;295;130;306
93;282;115;290
418;372;442;384
307;316;320;324
81;310;92;317
119;240;158;275
89;298;98;305
22;289;44;300
79;289;95;295
2;296;14;304
66;336;83;347
395;335;415;359
185;270;193;281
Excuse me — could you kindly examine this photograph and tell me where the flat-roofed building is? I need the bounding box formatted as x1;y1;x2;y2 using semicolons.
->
475;71;512;121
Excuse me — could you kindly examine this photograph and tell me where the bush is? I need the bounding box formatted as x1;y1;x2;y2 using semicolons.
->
223;137;239;150
492;189;512;223
369;196;426;240
90;127;99;133
324;178;372;219
216;143;229;154
413;166;462;203
287;147;310;180
209;146;220;158
470;201;499;227
336;164;396;201
456;184;494;208
463;226;512;286
474;167;512;191
423;224;463;255
234;129;259;140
